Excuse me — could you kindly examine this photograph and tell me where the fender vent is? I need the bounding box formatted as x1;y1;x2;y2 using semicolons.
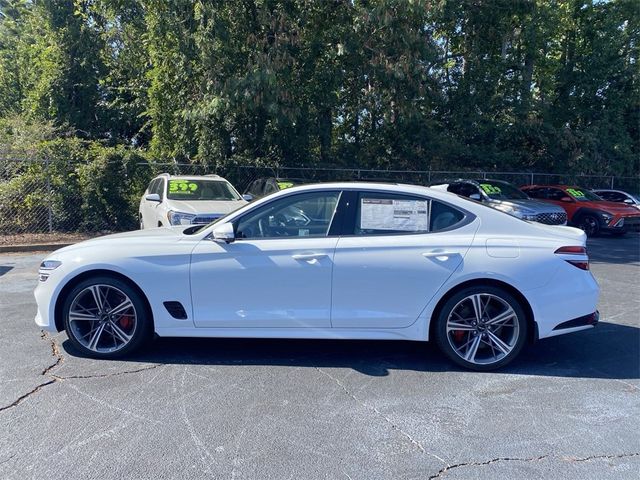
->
163;301;188;320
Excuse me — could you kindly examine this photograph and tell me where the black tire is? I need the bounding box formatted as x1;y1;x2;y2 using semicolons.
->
434;286;528;371
576;214;600;237
62;275;152;359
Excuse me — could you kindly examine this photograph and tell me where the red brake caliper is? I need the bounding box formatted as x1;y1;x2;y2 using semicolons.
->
452;330;466;342
119;314;133;330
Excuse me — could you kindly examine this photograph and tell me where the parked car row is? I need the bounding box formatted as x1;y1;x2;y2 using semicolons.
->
139;173;640;237
430;179;640;237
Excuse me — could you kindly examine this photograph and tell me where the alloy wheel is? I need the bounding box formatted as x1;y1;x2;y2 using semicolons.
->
578;215;598;237
67;284;138;353
446;293;520;366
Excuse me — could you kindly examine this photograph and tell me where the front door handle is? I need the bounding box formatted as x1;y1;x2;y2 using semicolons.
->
292;253;328;263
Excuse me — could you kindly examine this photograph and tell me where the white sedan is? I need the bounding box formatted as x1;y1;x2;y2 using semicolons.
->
35;183;599;370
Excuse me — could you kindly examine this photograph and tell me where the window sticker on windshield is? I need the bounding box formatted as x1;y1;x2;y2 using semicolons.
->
277;181;295;190
360;198;428;231
566;188;585;198
480;184;502;195
169;180;198;194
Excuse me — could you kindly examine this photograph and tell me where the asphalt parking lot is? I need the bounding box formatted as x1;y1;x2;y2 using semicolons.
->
0;235;638;480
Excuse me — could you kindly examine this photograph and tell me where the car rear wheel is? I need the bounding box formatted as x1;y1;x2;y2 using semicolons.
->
62;276;152;359
577;214;599;237
434;286;528;371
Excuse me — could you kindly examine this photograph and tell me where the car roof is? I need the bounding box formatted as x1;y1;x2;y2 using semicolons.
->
156;173;229;181
522;184;581;189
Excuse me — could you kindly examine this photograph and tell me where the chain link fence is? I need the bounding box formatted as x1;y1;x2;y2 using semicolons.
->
1;156;639;237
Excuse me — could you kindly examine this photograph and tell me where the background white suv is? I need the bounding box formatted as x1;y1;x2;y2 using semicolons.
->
139;174;248;229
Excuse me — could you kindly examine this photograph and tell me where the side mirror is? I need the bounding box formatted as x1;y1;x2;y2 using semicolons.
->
242;193;254;202
212;223;235;243
145;193;161;203
560;196;574;202
469;193;482;201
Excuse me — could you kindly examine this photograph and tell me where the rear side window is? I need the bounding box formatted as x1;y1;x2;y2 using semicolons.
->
430;200;465;231
447;183;480;199
352;193;465;235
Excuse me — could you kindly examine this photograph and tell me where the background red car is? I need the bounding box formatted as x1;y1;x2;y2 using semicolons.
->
520;185;640;237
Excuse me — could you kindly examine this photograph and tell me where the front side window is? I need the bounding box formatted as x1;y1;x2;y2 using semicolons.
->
597;191;625;203
146;179;158;194
167;179;241;201
151;179;164;197
235;191;340;239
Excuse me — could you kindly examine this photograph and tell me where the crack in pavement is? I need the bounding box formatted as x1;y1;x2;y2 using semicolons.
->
569;452;640;462
315;367;448;465
51;364;164;380
40;331;63;376
427;453;640;478
0;332;63;413
1;331;163;413
0;380;57;413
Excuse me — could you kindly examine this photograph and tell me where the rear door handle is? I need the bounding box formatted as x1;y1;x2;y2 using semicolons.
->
292;253;328;263
422;251;458;260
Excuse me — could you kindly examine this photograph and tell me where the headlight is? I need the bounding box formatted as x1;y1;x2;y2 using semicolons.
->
39;260;62;270
39;260;61;282
167;211;196;225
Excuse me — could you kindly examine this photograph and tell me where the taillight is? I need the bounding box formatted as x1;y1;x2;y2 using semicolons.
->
555;246;589;270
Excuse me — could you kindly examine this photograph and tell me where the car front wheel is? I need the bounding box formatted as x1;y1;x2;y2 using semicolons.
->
62;276;152;359
577;215;599;237
434;287;528;371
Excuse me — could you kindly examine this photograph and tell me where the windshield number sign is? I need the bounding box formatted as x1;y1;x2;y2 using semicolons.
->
480;184;502;195
566;188;585;198
169;180;198;194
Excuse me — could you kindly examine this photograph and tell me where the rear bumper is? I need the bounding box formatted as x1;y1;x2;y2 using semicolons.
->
527;268;599;340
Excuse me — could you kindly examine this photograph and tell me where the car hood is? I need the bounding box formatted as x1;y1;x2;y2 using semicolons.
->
489;198;565;214
165;199;247;215
587;201;640;216
50;226;191;256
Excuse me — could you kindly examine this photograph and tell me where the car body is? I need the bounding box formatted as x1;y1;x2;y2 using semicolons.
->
35;183;599;371
244;177;305;200
139;174;248;228
591;189;640;212
521;185;640;237
430;179;568;225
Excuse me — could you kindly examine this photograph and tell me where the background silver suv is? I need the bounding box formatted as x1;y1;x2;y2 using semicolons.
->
430;179;568;225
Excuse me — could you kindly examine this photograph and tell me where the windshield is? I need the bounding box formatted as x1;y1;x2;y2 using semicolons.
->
167;179;241;201
565;187;602;202
478;181;529;200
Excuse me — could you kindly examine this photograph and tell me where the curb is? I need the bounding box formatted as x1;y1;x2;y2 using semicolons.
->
0;243;73;254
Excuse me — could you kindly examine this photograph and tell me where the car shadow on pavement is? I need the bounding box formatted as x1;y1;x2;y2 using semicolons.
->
61;321;639;380
0;266;14;277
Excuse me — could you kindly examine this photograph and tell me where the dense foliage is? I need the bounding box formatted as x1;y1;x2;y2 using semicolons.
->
0;0;638;175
